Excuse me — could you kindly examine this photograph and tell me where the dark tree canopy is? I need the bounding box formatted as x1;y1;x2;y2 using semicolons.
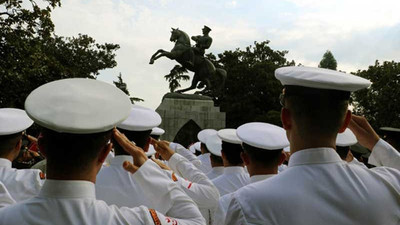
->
0;0;120;108
164;65;190;93
207;41;295;128
113;73;144;104
352;60;400;129
319;50;337;70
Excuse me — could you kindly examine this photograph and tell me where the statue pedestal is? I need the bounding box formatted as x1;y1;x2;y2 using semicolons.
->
156;93;226;147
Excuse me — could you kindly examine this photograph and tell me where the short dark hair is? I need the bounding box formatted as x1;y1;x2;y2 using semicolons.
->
242;143;282;167
41;128;112;174
221;141;243;166
113;128;151;155
200;143;210;153
210;153;223;164
150;134;161;140
284;85;349;138
0;133;22;157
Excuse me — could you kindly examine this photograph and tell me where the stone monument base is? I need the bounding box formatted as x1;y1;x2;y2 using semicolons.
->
156;93;226;147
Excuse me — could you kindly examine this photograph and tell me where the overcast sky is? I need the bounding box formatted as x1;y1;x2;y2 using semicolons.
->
51;0;400;109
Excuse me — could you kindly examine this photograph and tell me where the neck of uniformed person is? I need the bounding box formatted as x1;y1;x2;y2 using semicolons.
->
200;143;210;155
241;143;286;176
221;141;244;167
0;133;23;163
38;128;112;182
280;85;351;155
210;153;223;168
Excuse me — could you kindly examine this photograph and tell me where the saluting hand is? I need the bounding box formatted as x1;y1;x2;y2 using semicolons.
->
112;128;148;173
151;138;175;161
348;114;380;151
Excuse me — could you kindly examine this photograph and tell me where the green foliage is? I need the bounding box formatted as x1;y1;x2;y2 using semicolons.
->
113;73;144;104
164;65;190;92
318;50;337;70
352;60;400;129
208;41;295;128
0;0;120;108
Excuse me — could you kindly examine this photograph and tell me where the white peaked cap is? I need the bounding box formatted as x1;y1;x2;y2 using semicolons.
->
151;127;165;136
217;129;242;144
275;66;371;92
336;128;357;147
189;144;196;153
197;129;217;143
237;122;289;150
25;78;131;134
118;105;162;131
194;142;201;152
206;134;222;157
146;145;156;157
0;108;34;135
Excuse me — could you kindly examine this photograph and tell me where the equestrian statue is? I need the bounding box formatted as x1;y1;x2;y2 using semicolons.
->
150;26;227;98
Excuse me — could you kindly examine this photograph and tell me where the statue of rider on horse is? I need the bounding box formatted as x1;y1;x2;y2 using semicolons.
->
149;26;226;98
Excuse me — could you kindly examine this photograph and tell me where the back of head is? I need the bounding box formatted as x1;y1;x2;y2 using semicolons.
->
242;143;282;168
0;133;22;158
114;129;152;155
221;141;243;166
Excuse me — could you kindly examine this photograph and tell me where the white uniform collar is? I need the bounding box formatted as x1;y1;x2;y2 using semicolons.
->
289;147;342;167
0;158;12;168
110;155;134;166
39;179;96;199
250;174;275;183
211;166;224;173
223;166;246;174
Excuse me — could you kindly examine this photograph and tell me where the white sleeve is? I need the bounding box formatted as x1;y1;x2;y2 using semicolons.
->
0;182;15;208
224;194;248;225
168;153;220;209
214;193;233;225
348;158;368;169
369;139;400;170
130;160;205;225
170;143;202;168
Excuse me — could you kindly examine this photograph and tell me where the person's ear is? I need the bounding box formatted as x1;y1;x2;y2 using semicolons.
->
338;110;352;133
98;142;112;164
278;151;286;166
240;152;250;166
281;108;292;130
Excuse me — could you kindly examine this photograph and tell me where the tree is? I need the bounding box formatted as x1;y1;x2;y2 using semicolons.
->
319;50;337;70
207;41;295;128
113;73;144;104
164;65;190;92
0;0;120;108
352;60;400;129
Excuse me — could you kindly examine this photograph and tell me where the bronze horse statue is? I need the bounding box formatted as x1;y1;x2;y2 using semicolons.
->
150;28;226;96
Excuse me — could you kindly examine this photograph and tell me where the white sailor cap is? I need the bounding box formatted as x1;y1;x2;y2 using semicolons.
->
336;128;357;147
194;142;201;152
118;105;162;131
197;129;217;143
0;108;34;135
205;134;222;156
189;144;196;153
25;78;131;134
237;122;289;150
217;129;242;144
146;144;157;157
284;146;290;152
275;66;371;92
151;127;165;136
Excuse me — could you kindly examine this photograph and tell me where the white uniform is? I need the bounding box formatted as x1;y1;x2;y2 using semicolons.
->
214;174;274;225
368;139;400;170
170;143;202;169
206;167;224;180
0;160;205;225
225;147;400;225
0;181;15;208
0;158;43;202
348;157;367;169
212;167;250;197
96;155;162;211
167;153;220;225
197;153;212;174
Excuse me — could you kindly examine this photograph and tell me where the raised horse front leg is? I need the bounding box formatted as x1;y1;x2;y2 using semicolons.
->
149;49;165;64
